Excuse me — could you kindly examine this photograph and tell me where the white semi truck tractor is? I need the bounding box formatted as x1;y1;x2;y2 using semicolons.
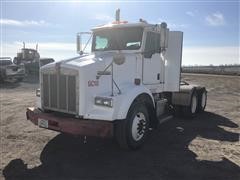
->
26;10;207;149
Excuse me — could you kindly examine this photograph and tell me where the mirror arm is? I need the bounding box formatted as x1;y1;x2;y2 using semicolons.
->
82;34;93;53
96;61;113;79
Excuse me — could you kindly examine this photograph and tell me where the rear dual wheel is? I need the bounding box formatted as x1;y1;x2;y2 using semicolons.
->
178;89;207;118
183;91;198;117
197;89;207;112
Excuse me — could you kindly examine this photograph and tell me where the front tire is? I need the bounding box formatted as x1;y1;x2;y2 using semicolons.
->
115;102;150;150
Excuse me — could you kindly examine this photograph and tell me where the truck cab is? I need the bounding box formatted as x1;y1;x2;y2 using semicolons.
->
27;11;207;149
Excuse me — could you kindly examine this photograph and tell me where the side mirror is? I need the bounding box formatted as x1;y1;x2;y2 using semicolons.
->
76;32;92;55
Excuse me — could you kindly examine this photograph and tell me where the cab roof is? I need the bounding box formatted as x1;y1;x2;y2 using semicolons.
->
92;22;154;31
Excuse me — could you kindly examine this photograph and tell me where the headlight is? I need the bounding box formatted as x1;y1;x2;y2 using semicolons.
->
95;97;113;107
36;89;40;97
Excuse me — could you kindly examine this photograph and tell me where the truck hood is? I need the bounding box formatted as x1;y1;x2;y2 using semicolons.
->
66;53;113;68
41;53;115;71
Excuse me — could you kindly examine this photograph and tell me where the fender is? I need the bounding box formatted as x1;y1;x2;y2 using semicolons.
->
116;85;154;120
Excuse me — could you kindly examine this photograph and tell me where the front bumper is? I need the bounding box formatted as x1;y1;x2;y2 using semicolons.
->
26;107;113;138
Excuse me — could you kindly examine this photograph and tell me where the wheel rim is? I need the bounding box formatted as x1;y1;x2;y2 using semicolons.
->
201;92;206;108
131;112;146;141
191;95;197;113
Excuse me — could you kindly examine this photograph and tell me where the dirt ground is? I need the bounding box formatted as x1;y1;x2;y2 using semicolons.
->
0;74;239;180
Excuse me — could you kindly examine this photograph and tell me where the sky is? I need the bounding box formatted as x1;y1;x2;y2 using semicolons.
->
0;0;239;65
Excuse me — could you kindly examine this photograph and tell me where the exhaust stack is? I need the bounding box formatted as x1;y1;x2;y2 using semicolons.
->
115;8;120;21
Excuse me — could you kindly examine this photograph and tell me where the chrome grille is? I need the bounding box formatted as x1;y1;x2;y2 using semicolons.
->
41;69;78;114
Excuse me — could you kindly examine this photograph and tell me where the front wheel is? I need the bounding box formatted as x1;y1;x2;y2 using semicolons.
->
115;102;150;150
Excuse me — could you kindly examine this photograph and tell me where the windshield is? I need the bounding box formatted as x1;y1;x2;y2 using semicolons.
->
92;27;143;51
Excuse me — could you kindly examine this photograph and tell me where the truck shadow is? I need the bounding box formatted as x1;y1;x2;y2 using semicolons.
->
3;112;240;180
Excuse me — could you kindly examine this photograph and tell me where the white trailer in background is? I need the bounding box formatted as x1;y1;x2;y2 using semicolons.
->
26;10;207;149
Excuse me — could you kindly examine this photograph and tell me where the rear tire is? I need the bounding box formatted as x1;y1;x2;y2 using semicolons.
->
115;102;150;150
183;91;198;118
197;89;207;112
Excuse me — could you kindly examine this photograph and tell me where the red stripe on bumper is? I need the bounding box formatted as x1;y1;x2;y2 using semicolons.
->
26;107;113;138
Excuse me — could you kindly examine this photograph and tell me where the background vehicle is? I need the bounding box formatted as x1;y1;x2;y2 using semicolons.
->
0;57;25;82
13;42;54;75
26;9;207;149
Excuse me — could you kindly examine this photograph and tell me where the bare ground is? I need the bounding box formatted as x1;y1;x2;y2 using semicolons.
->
0;74;239;180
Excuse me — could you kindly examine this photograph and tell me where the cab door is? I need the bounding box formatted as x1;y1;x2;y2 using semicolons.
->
142;31;164;86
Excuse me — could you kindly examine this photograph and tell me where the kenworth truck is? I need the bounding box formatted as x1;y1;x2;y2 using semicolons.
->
26;10;207;149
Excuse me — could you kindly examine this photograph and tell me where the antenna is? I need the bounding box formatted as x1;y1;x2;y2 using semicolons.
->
36;43;38;51
23;42;25;48
115;8;120;21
